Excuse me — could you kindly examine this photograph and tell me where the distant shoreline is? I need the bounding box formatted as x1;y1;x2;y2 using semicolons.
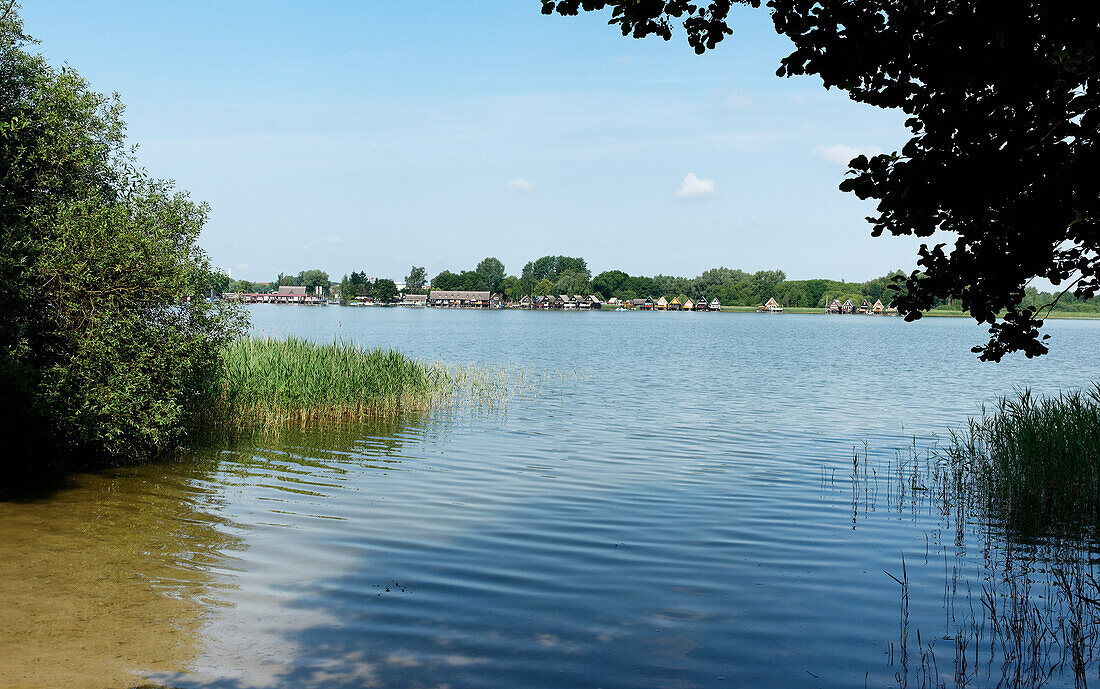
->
297;302;1100;321
712;306;1100;321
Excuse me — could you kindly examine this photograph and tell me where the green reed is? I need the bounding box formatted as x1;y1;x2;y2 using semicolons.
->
943;385;1100;525
197;337;517;435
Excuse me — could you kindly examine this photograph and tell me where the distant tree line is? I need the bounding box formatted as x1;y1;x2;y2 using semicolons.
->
227;269;330;295
427;255;909;308
226;256;1100;314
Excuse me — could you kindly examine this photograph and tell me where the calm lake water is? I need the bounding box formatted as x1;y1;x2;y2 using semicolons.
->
4;308;1100;688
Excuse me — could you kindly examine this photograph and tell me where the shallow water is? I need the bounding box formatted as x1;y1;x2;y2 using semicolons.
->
4;309;1100;688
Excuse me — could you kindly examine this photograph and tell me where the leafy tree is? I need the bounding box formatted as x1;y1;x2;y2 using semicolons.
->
593;270;629;299
371;278;398;302
432;270;461;291
405;265;427;291
0;9;245;465
208;271;231;296
228;279;261;294
625;275;655;299
542;0;1099;360
533;277;555;295
298;269;330;294
475;256;506;295
522;255;590;284
502;275;523;301
337;274;353;304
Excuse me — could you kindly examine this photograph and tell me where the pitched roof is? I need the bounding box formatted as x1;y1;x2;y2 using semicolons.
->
278;285;307;295
429;290;490;300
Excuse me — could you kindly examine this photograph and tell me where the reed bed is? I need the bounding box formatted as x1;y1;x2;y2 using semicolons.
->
197;337;520;435
943;385;1100;525
835;386;1100;689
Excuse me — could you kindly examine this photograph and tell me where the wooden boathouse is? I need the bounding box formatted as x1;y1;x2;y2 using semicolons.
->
429;290;492;308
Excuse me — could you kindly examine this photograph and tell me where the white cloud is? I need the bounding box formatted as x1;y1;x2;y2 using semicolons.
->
675;173;716;199
813;143;883;167
323;235;344;244
508;177;535;192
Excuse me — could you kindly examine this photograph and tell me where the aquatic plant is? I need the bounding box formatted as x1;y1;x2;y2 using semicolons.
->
197;337;520;435
839;404;1100;689
943;385;1100;526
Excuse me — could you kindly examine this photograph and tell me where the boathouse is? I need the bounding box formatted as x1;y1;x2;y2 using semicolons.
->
841;299;855;314
710;297;722;311
656;296;668;311
758;297;783;313
872;299;884;314
684;298;695;311
401;294;427;306
429;290;492;308
668;298;682;311
232;287;325;305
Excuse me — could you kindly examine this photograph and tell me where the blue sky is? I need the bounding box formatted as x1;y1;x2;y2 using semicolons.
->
23;1;920;283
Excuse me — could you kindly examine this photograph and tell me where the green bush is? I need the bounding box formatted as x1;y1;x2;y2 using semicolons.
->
945;386;1100;525
0;11;244;467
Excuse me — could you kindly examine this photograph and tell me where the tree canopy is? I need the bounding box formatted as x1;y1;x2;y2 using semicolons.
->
475;257;506;295
405;265;427;291
541;0;1099;360
0;10;244;466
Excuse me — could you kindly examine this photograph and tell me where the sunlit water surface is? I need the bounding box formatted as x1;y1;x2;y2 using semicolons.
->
3;309;1100;688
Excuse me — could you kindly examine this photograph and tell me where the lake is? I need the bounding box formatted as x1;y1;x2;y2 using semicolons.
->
3;308;1100;688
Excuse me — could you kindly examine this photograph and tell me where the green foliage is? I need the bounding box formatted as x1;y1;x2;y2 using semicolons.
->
207;270;231;296
502;275;523;302
541;0;1100;360
274;269;329;293
228;279;267;294
200;338;453;433
533;277;555;296
0;10;246;465
371;278;398;302
337;274;352;304
431;268;491;292
521;255;590;289
592;270;629;299
405;265;426;291
944;386;1100;527
475;256;506;295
